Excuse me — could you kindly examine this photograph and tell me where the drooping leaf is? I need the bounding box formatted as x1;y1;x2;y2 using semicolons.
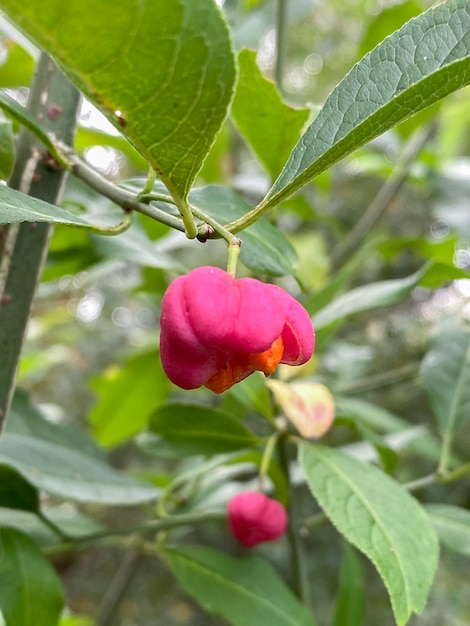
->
89;350;170;447
421;315;470;439
0;432;159;505
425;503;470;556
261;0;470;210
333;543;365;626
149;404;259;456
166;545;316;626
312;264;429;329
189;185;298;276
299;443;438;626
231;49;309;178
1;0;236;201
0;465;39;513
0;527;64;626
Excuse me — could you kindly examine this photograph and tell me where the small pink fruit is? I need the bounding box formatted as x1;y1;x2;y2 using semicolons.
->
227;491;288;547
159;266;314;393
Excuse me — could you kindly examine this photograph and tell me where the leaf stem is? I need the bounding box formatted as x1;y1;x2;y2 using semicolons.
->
278;436;312;610
259;432;282;489
275;0;288;93
43;511;225;556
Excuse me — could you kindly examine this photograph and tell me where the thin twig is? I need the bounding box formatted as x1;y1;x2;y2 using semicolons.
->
331;122;438;271
95;547;140;626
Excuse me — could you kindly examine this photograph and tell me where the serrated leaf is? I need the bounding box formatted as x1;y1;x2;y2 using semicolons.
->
421;315;470;440
425;503;470;556
261;0;470;210
0;465;39;513
149;404;259;456
0;527;64;626
89;351;170;447
189;185;297;276
299;443;438;626
1;0;236;201
232;49;309;178
312;264;429;329
166;545;316;626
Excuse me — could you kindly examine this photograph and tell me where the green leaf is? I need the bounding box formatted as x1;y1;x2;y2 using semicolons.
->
166;545;316;626
0;432;159;505
8;390;105;461
0;527;64;626
262;0;470;209
227;371;274;420
1;0;236;201
0;119;14;179
149;404;259;456
0;185;108;228
425;503;470;556
421;316;470;439
0;38;35;87
0;465;39;513
89;350;170;447
312;264;429;330
333;543;365;626
299;443;438;626
232;49;309;178
189;185;298;276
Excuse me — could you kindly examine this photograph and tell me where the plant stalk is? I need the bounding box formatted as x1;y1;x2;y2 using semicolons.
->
0;53;80;433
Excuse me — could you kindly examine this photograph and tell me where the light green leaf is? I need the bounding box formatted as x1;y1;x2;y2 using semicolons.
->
232;49;309;178
1;0;236;201
421;315;470;439
0;38;35;87
425;503;470;556
0;527;64;626
89;350;170;447
0;185;107;228
149;404;259;456
262;0;470;210
299;443;438;626
0;119;14;179
312;264;429;329
189;185;298;276
0;432;159;505
333;543;365;626
166;545;316;626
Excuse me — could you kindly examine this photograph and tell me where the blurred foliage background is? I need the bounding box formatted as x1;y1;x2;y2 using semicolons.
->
2;0;470;624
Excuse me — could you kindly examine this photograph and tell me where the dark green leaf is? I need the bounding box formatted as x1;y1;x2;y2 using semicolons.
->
333;543;365;626
299;443;438;626
421;315;470;437
262;0;470;209
189;185;298;276
0;465;39;513
425;503;470;556
0;119;14;179
149;404;259;456
232;49;309;178
166;545;316;626
0;527;64;626
1;0;236;200
89;350;170;447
